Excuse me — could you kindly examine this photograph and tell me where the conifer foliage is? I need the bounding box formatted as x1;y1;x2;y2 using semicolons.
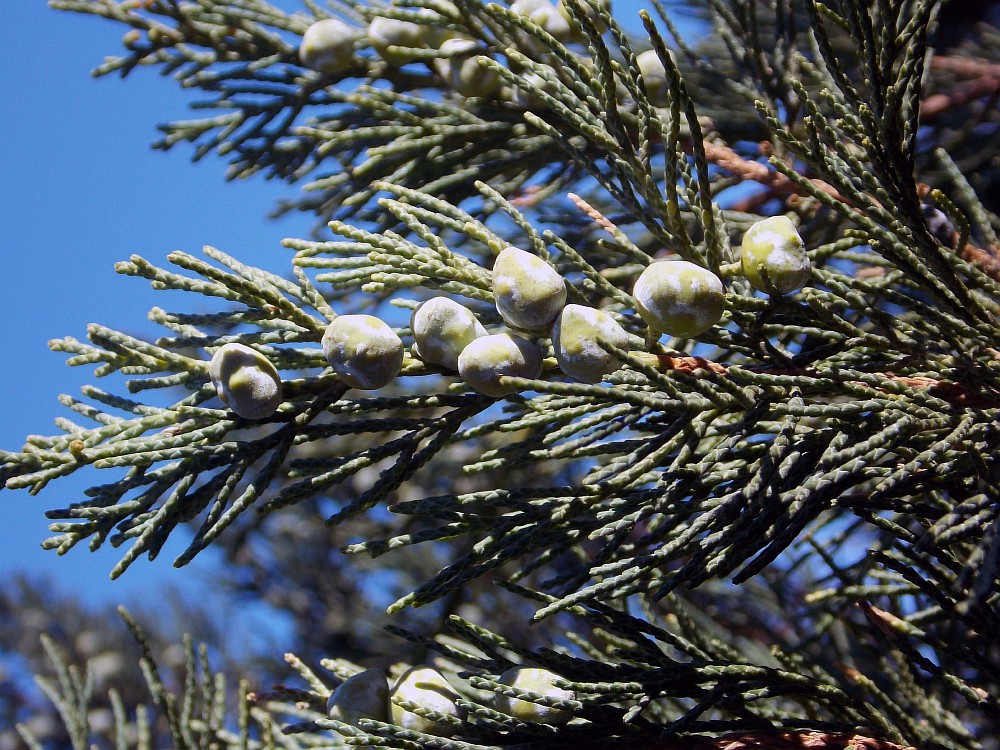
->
5;0;1000;747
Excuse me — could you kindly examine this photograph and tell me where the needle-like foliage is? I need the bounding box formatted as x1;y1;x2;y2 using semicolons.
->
7;0;1000;747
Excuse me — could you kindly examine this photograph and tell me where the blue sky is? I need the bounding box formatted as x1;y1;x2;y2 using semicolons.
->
0;3;302;609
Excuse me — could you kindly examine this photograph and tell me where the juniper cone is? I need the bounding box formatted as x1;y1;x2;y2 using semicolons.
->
368;14;450;66
326;669;391;726
299;18;358;72
388;666;465;736
208;342;284;419
739;215;812;295
4;1;1000;749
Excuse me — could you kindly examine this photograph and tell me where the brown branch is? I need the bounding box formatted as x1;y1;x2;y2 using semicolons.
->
921;75;1000;121
700;139;845;206
930;54;1000;80
698;55;999;204
568;191;623;236
702;56;1000;197
653;353;728;376
510;184;546;208
960;243;1000;279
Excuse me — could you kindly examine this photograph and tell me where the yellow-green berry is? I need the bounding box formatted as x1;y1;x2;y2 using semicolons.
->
635;49;669;107
495;667;575;725
433;38;501;97
551;304;629;383
327;669;390;727
511;0;572;41
411;297;488;370
740;216;811;295
300;18;357;73
556;0;609;42
389;667;465;736
322;315;404;390
458;333;543;397
632;260;725;338
507;69;555;108
492;247;567;330
368;16;448;66
208;343;282;420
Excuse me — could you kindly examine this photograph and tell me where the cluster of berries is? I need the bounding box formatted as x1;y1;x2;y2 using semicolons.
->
326;665;575;736
301;9;502;96
297;0;620;102
208;216;810;416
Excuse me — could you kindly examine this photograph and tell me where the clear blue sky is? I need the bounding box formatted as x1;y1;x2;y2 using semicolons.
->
0;0;688;620
0;3;303;610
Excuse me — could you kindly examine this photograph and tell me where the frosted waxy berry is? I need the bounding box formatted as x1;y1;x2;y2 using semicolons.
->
740;216;811;295
458;333;543;397
411;296;488;370
511;0;572;41
552;304;630;383
508;69;555;108
327;669;390;727
368;16;448;66
300;18;357;73
556;0;609;42
495;667;575;725
632;260;725;338
322;315;404;390
635;49;669;107
208;343;282;420
389;666;465;736
492;247;567;330
434;38;501;98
